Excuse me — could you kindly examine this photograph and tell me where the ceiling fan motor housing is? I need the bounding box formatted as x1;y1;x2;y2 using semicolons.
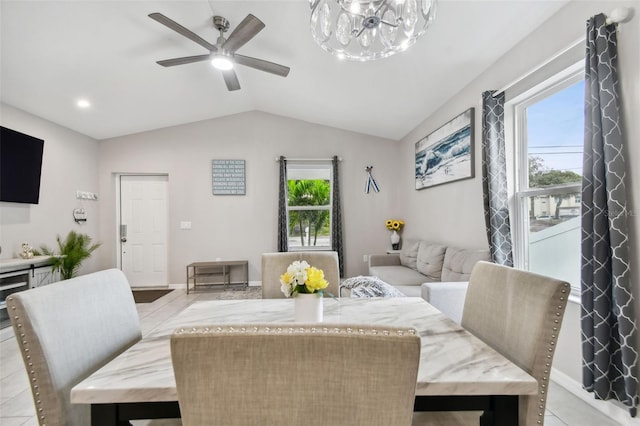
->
213;16;230;33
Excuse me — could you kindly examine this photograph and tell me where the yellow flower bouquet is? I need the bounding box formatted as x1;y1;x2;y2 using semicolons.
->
280;260;329;297
385;219;405;231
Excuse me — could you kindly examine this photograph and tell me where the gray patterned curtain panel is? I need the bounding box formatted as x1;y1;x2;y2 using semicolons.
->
331;156;344;277
277;156;288;252
481;91;514;266
581;13;638;416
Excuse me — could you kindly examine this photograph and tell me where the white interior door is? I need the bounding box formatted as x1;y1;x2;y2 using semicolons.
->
120;175;168;287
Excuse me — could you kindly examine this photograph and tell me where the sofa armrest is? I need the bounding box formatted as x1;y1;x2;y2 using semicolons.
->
421;282;469;325
368;254;401;268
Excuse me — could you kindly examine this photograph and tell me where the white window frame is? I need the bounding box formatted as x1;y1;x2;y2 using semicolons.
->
285;161;333;252
510;61;584;297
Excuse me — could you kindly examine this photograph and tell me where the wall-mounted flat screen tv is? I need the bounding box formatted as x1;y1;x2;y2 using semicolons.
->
0;126;44;204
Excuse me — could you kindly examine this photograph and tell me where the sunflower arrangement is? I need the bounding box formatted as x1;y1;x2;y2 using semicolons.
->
385;219;405;231
280;260;329;297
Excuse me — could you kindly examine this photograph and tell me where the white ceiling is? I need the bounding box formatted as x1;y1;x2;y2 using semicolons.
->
0;1;568;141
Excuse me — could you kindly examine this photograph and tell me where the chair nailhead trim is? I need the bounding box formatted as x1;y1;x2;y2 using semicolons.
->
10;307;47;423
536;286;567;422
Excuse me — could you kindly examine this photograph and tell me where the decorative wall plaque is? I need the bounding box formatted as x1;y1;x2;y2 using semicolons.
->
212;160;246;195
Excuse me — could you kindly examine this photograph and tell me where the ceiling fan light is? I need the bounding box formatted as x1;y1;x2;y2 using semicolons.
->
211;55;234;71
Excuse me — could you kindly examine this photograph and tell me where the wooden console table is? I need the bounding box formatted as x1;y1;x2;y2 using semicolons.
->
185;260;248;294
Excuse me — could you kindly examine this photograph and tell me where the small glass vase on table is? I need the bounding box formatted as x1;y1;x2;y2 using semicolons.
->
385;219;405;250
280;260;329;323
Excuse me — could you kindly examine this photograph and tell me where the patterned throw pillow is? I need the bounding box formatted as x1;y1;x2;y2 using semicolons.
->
340;276;406;298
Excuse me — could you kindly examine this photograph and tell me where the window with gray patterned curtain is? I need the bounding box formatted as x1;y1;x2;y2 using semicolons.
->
511;62;584;297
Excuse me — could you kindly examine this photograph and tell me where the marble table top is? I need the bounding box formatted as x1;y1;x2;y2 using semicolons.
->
71;297;538;404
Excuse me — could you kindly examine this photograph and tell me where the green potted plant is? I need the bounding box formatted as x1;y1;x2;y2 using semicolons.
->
35;231;101;280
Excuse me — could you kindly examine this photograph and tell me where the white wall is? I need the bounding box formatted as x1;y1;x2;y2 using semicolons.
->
98;111;400;284
0;103;101;273
398;0;640;419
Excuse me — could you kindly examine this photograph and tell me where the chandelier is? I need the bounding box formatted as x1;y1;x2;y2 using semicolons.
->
310;0;438;61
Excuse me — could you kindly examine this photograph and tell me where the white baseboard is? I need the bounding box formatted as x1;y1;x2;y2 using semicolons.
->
551;368;640;425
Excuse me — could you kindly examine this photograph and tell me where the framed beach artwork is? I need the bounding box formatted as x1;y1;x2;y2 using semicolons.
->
415;108;475;190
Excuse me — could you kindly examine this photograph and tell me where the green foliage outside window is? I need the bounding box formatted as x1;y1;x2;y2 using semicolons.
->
528;156;581;187
287;179;330;246
528;156;582;220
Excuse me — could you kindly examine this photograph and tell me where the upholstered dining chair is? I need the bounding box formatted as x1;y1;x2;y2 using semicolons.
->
261;251;340;298
171;323;421;426
7;269;142;426
413;261;570;426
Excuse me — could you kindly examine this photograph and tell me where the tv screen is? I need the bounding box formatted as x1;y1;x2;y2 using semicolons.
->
0;126;44;204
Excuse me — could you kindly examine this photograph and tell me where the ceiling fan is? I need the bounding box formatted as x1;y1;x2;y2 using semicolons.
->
149;12;290;91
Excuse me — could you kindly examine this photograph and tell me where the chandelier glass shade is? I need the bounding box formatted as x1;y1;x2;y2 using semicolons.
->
310;0;437;61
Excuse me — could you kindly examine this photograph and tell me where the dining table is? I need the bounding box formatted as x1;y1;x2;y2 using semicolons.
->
71;297;538;425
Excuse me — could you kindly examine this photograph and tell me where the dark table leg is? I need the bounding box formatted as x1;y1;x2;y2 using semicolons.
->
414;395;519;426
91;402;181;426
91;404;119;426
489;395;518;426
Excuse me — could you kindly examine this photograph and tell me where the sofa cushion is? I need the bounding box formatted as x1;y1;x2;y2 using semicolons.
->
368;266;428;287
441;247;491;281
399;239;420;269
415;242;447;281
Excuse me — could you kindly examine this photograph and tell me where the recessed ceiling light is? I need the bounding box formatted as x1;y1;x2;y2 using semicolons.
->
76;99;91;108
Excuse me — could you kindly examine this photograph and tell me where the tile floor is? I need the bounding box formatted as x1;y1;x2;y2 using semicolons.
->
0;288;624;425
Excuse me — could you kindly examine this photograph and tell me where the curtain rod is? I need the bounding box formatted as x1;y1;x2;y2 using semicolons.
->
491;36;584;98
275;157;342;161
492;7;632;98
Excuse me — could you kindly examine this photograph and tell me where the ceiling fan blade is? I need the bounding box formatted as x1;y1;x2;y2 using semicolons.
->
149;13;217;52
222;69;241;91
156;54;211;67
222;14;265;53
234;54;290;77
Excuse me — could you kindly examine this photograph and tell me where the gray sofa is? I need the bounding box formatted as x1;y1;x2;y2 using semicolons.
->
368;239;490;298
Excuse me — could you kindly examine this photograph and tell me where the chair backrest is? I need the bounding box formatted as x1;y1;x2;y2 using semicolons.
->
261;251;340;298
7;268;141;426
461;261;569;426
171;324;420;426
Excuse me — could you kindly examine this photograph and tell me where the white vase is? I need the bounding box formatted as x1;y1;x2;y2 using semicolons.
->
294;292;323;323
390;230;400;250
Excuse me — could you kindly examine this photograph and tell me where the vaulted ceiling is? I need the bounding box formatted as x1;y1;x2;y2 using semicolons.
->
0;1;568;140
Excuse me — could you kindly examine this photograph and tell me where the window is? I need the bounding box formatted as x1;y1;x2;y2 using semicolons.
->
286;161;332;250
512;63;584;296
